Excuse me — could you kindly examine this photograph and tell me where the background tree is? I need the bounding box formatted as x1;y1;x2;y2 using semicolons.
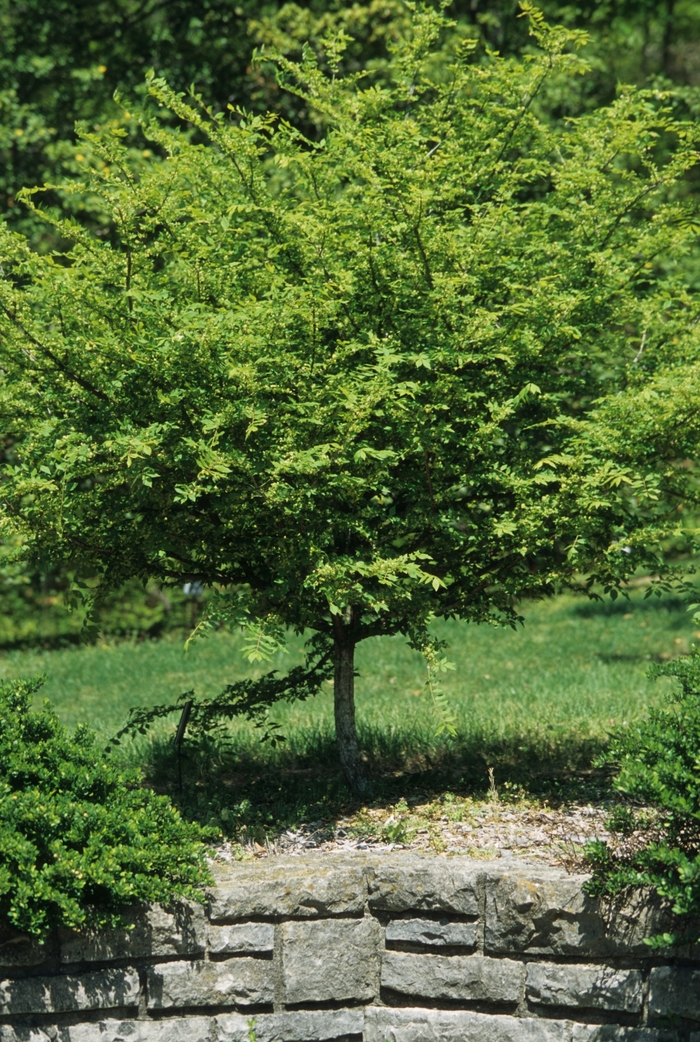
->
0;0;409;237
1;8;700;794
5;0;700;239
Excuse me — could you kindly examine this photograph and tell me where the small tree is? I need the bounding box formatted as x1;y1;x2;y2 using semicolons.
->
1;7;700;794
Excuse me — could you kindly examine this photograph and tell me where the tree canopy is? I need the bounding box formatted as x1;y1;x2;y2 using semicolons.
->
2;7;700;792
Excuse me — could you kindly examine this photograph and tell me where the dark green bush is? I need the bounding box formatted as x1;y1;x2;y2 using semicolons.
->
0;677;213;939
585;649;700;944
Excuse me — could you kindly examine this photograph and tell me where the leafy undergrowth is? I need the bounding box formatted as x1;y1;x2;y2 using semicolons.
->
585;648;700;944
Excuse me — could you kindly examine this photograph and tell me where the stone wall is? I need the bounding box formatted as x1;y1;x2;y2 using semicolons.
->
1;853;699;1041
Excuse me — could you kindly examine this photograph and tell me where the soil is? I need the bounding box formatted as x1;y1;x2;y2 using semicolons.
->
212;798;613;869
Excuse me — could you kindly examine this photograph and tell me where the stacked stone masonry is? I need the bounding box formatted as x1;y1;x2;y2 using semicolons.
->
1;854;699;1041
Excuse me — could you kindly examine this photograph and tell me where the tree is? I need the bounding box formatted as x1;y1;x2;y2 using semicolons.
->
1;6;700;794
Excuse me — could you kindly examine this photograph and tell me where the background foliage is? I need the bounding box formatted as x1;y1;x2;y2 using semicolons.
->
4;0;700;234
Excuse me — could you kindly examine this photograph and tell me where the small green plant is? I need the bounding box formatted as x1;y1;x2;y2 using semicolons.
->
0;677;213;939
585;648;700;943
381;803;416;845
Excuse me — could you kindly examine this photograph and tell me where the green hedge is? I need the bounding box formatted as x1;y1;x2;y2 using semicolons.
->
586;649;700;944
0;676;213;939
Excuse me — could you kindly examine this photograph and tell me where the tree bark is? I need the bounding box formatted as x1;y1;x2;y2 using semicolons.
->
333;620;371;798
661;0;676;79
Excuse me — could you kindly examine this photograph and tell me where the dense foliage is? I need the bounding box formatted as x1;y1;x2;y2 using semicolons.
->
0;676;212;940
3;7;700;791
0;552;203;648
4;0;700;647
586;650;700;945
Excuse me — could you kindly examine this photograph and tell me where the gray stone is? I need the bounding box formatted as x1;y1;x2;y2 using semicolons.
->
0;966;139;1015
208;923;275;955
210;858;367;921
649;965;700;1021
63;1019;214;1042
483;868;675;957
61;902;207;963
367;857;479;916
281;918;380;1005
0;1028;55;1042
364;1007;572;1042
217;1010;364;1042
212;1016;260;1042
527;963;643;1013
484;869;602;957
0;1026;217;1042
385;918;477;949
364;1009;672;1042
146;957;273;1009
381;952;524;1004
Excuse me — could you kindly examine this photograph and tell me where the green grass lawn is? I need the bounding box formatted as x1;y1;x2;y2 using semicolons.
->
0;587;691;835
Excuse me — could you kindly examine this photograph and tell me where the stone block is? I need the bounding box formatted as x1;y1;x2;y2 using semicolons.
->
147;957;273;1009
281;918;380;1005
381;952;524;1004
61;902;207;963
367;857;479;916
210;858;366;921
483;868;674;957
0;966;139;1015
364;1008;671;1042
364;1007;572;1042
385;918;477;949
217;1010;364;1042
649;965;700;1021
571;1029;674;1042
61;1019;214;1042
208;923;275;955
0;1028;55;1042
527;963;643;1013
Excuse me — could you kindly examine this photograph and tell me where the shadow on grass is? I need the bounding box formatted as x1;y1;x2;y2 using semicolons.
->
137;724;612;840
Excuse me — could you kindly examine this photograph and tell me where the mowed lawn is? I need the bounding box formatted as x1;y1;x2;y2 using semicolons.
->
0;589;689;783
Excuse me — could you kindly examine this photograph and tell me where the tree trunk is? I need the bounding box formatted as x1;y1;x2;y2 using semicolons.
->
333;627;372;798
661;0;676;78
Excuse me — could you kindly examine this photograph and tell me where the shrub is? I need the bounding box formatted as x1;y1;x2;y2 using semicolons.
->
585;649;700;944
0;677;213;939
